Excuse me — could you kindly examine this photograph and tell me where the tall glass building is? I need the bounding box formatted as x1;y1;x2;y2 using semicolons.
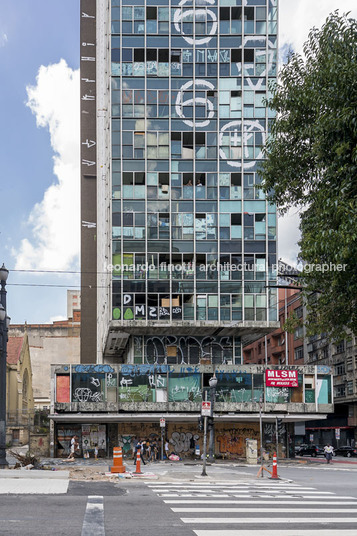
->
81;0;279;364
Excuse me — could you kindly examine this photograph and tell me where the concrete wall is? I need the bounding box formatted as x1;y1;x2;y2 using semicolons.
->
10;326;80;406
29;337;80;403
30;434;50;457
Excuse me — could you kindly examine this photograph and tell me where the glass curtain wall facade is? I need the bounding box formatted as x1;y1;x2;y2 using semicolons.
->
109;0;278;365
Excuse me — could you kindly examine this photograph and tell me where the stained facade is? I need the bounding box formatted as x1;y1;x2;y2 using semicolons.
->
67;0;335;460
94;0;281;365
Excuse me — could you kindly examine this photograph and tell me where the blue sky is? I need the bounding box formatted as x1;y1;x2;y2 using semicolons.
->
0;0;80;323
0;0;356;324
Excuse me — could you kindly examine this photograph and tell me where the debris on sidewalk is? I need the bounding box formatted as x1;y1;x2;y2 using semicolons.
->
9;450;42;469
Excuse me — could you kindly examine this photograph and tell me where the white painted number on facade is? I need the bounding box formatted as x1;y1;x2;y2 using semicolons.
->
176;79;215;127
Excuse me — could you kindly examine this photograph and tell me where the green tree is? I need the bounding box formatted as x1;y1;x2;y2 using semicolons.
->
260;12;357;339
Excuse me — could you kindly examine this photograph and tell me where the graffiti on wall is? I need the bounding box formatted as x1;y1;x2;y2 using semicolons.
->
217;427;259;457
73;388;104;403
145;335;234;365
169;431;200;454
118;435;133;454
121;364;171;376
73;364;114;374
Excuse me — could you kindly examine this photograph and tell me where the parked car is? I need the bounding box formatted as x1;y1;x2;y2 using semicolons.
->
334;446;357;457
296;444;324;457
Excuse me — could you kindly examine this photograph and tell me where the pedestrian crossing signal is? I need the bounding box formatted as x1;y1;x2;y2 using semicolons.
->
198;416;204;431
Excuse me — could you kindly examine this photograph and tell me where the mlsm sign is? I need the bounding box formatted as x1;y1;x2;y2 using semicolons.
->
265;370;298;388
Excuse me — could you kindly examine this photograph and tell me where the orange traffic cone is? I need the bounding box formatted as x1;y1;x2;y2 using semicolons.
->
111;447;126;474
133;450;142;474
270;451;279;480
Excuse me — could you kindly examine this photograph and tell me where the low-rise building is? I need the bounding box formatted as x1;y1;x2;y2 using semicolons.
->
9;309;80;410
50;363;333;459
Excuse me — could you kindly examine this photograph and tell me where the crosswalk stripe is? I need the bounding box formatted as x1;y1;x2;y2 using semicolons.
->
181;517;357;524
148;484;309;488
193;531;357;536
151;488;334;494
159;493;355;499
150;487;317;491
148;480;357;533
164;500;357;505
172;507;357;513
232;494;344;499
159;494;231;498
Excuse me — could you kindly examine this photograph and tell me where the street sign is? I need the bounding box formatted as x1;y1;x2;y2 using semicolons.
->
160;418;166;428
266;369;298;387
201;401;211;416
335;428;340;440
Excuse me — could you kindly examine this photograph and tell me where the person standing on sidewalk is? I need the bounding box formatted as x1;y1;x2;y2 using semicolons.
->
134;440;146;466
324;444;334;464
164;439;170;459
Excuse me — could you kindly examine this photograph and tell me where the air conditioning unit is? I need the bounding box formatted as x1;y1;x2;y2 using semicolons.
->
161;184;169;193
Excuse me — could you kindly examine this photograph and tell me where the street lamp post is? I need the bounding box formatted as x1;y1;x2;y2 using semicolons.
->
208;375;217;462
0;263;9;468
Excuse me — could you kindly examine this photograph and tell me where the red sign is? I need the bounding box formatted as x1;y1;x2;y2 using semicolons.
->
265;370;298;387
201;401;211;416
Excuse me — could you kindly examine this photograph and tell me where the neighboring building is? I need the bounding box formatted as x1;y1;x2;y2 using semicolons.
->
67;290;81;320
9;306;80;410
49;0;334;459
6;334;34;445
305;332;357;447
243;287;304;366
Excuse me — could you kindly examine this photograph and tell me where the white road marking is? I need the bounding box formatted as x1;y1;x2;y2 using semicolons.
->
193;531;357;536
172;507;357;513
81;496;105;536
159;494;230;498
181;517;357;524
165;500;357;505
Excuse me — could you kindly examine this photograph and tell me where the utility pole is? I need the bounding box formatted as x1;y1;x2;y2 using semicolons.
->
0;264;10;468
259;396;263;478
201;390;208;477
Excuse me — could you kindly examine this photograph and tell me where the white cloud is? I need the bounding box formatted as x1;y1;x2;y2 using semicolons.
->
48;315;67;324
13;60;80;271
0;33;8;47
278;210;301;267
280;0;357;54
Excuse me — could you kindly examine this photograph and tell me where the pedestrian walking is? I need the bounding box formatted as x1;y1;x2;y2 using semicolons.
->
67;435;77;460
94;444;98;460
152;442;158;462
164;439;170;459
132;436;138;461
324;443;334;463
134;440;146;465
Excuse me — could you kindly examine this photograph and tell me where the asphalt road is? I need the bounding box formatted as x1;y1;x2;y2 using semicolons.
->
0;465;356;535
0;481;192;536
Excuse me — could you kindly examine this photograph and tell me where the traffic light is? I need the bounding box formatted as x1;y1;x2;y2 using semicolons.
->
207;416;214;431
198;416;204;431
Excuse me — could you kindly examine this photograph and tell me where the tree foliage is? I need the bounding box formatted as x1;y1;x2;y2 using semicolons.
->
260;12;357;339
